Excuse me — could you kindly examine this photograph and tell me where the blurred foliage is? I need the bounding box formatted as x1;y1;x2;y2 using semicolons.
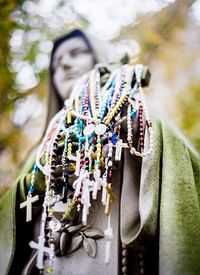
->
178;83;200;150
0;1;24;147
117;0;200;152
0;1;17;114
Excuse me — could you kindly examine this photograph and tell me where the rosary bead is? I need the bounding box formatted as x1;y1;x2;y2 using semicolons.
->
140;259;144;267
140;268;145;274
122;249;128;257
50;170;56;177
50;184;56;190
122;257;128;265
122;266;128;274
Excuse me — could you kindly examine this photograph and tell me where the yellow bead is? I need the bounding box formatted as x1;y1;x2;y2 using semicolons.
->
67;111;72;124
105;119;109;125
111;110;115;116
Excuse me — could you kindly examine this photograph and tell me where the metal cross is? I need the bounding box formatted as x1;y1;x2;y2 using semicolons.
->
20;194;39;222
29;235;51;270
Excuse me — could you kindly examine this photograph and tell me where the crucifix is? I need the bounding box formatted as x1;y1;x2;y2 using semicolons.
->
29;235;52;270
20;193;39;222
115;139;129;161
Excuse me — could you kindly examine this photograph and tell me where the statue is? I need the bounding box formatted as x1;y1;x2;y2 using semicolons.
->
1;29;200;275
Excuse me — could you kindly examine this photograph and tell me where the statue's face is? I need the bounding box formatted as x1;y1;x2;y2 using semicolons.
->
52;37;95;100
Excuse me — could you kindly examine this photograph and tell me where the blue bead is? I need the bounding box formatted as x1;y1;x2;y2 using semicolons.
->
80;121;84;127
112;133;117;145
30;183;35;193
131;109;138;118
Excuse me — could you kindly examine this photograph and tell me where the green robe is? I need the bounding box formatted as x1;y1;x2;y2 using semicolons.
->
1;115;200;275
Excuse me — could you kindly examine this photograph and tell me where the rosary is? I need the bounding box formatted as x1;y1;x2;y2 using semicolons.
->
20;64;153;274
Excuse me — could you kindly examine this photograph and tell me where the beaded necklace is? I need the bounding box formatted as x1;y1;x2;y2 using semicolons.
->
26;64;153;274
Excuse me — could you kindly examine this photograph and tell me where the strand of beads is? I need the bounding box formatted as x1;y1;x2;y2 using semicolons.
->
29;164;37;194
36;109;66;175
138;103;144;152
94;66;102;117
127;104;133;148
139;84;154;154
30;64;154;274
104;66;133;126
99;79;114;121
103;69;124;124
61;134;69;202
89;69;98;121
20;163;39;222
121;244;129;275
129;65;153;157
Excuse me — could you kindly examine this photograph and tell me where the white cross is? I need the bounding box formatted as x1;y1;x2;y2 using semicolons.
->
115;139;129;161
93;170;102;200
20;194;39;222
29;235;52;270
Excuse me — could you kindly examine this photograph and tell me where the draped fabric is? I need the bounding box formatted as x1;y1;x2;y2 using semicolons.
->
1;116;200;274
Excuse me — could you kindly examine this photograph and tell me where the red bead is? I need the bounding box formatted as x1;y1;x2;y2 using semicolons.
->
77;198;82;203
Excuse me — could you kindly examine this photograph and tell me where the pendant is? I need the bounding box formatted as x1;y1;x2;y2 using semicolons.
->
20;194;39;222
42;164;50;176
115;140;129;161
95;123;107;136
49;218;62;232
29;235;52;270
84;123;95;136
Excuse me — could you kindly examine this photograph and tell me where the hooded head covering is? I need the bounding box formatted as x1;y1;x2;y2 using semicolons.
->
46;29;117;126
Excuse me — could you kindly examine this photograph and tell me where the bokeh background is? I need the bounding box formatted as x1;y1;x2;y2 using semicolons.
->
0;0;200;195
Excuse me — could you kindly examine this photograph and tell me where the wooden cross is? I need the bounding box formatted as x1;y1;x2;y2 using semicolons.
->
115;139;129;161
29;235;51;270
20;194;39;222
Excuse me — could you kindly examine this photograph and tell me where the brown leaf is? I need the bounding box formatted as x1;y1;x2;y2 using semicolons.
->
67;235;83;254
84;228;104;239
83;237;97;258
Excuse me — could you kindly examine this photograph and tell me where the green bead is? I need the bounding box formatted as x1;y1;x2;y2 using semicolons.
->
47;267;53;274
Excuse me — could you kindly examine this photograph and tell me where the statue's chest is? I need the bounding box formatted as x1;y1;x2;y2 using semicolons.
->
33;166;122;275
